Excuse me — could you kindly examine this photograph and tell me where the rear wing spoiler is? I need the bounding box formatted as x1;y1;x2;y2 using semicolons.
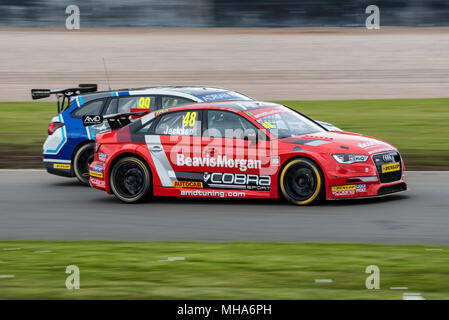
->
31;84;97;113
82;111;148;131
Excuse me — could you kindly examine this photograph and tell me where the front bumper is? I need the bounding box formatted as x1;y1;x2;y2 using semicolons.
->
327;180;407;200
325;150;407;200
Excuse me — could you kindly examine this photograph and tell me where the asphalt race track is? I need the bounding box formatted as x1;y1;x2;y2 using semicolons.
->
0;170;448;244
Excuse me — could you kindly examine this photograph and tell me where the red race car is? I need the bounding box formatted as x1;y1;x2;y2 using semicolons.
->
88;101;407;205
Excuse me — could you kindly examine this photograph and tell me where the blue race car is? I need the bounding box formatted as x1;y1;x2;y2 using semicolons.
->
32;85;254;184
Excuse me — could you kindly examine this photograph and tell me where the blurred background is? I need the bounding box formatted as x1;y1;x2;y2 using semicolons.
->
0;1;448;168
1;0;449;27
0;1;448;301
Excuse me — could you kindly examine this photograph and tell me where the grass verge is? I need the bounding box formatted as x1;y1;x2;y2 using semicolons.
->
0;241;448;299
0;98;448;169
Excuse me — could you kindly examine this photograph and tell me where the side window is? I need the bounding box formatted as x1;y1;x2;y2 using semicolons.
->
72;99;105;118
205;110;258;139
135;119;155;135
117;96;155;113
154;111;201;136
161;96;192;108
104;98;118;115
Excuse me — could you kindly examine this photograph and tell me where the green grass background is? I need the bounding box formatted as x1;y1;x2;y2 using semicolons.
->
0;98;448;168
0;241;447;299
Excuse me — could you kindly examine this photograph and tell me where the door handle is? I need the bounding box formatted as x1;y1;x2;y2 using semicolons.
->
150;145;162;152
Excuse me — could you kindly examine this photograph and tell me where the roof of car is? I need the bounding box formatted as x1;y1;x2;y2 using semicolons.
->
160;100;283;112
133;86;234;95
73;86;252;105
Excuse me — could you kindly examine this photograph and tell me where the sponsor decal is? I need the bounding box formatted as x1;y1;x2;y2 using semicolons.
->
82;115;103;126
271;156;280;166
203;172;271;190
332;185;356;195
164;127;196;136
261;121;275;129
172;181;203;188
253;109;282;119
381;162;400;173
197;92;238;102
177;154;261;172
154;108;169;116
358;141;379;149
90;164;104;178
98;153;107;162
90;178;105;186
89;170;103;178
368;147;393;154
332;185;356;192
285;138;331;146
332;184;367;196
53;163;71;170
180;189;246;198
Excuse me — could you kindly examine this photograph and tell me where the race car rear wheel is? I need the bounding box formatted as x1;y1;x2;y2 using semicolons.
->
110;157;152;203
73;142;95;185
280;158;324;205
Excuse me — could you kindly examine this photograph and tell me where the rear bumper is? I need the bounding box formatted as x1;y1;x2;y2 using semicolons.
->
44;161;73;177
89;161;107;191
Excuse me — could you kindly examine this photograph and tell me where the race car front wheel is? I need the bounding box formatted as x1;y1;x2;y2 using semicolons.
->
280;158;324;205
110;157;152;203
73;142;95;185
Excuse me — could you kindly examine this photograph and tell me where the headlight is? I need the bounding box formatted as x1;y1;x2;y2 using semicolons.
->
332;154;369;164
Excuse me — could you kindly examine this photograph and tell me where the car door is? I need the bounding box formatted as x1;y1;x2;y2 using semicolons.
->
201;109;272;192
146;109;203;188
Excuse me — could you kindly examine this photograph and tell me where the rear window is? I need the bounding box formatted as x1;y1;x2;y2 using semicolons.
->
72;99;105;118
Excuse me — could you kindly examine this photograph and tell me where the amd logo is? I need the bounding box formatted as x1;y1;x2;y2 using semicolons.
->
82;115;103;126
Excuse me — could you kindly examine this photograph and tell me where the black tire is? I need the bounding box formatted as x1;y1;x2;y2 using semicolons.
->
110;157;152;203
279;158;324;205
73;142;95;185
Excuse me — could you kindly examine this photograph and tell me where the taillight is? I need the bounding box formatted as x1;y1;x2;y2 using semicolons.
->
48;122;64;135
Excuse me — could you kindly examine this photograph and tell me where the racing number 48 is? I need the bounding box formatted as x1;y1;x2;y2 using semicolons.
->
183;112;197;127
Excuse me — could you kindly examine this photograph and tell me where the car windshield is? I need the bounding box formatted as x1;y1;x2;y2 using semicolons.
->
195;91;252;102
255;109;325;139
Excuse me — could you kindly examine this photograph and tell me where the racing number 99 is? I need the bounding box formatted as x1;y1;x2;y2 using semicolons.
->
183;112;196;127
138;97;151;109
